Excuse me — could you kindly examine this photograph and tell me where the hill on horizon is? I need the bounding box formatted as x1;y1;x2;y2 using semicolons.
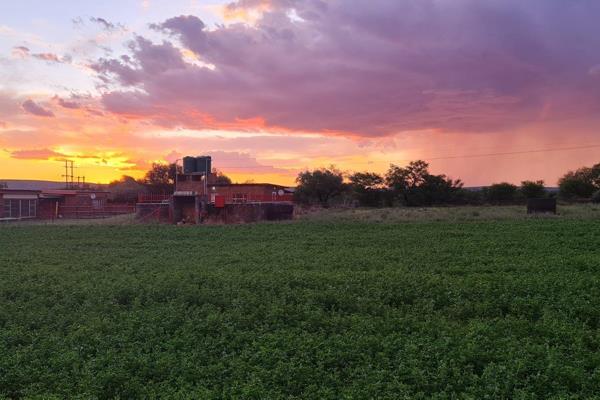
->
0;179;106;191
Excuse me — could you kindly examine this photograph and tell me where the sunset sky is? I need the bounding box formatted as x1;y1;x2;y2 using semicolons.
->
1;0;600;186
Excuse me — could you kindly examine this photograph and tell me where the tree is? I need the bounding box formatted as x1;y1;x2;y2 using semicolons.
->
385;160;462;206
295;167;345;207
559;164;600;199
349;172;386;207
108;175;146;203
520;180;546;199
417;174;464;206
143;162;181;193
485;182;518;204
385;160;429;206
212;168;232;185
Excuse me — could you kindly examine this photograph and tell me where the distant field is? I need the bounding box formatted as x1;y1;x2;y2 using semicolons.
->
10;203;600;227
1;218;600;398
297;203;600;223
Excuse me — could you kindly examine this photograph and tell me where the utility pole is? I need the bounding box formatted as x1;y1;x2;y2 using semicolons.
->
62;160;73;189
70;161;74;188
63;160;69;188
61;160;76;189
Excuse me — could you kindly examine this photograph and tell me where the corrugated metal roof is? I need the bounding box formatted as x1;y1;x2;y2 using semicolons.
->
41;189;109;196
0;189;41;194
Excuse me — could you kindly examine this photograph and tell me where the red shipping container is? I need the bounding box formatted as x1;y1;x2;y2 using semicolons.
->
214;195;225;208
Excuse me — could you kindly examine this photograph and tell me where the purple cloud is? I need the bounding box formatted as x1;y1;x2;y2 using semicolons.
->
22;99;55;117
90;17;125;31
32;52;63;62
11;46;30;58
12;46;68;63
54;96;82;109
93;0;600;137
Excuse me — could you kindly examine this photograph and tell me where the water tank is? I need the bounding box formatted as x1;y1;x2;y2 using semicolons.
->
183;156;196;174
196;156;212;174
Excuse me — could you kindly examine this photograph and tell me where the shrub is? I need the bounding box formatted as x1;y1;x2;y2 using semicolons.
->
349;172;387;207
592;190;600;204
485;183;518;204
520;180;546;199
559;164;600;199
295;167;346;207
385;160;463;206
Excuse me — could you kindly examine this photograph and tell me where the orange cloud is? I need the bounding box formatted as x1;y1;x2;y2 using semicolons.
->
10;148;66;160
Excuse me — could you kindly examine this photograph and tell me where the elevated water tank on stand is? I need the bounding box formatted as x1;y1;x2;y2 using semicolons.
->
183;157;197;174
196;156;212;175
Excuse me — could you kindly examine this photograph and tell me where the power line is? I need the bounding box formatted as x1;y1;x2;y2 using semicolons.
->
212;143;600;169
421;143;600;162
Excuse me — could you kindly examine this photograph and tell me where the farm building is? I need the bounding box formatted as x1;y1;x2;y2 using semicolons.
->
1;187;133;221
38;189;111;219
0;189;40;221
140;155;294;224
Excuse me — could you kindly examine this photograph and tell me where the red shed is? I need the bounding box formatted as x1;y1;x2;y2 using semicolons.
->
207;183;294;204
39;189;110;219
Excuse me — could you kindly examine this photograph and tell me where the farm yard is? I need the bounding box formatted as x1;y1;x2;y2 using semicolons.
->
1;209;600;398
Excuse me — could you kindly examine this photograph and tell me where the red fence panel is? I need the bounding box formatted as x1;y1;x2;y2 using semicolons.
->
138;193;172;203
58;204;136;219
219;193;294;204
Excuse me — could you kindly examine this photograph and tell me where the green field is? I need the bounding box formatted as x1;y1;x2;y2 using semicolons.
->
1;217;600;398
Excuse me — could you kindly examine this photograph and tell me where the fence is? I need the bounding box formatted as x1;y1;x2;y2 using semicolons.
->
138;193;172;203
58;204;135;219
219;193;294;204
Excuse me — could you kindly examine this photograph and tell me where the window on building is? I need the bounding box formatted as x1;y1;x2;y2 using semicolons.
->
28;199;36;217
2;199;37;219
232;193;248;203
3;200;11;218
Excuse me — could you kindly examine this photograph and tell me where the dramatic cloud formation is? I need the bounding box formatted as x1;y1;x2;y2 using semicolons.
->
92;0;600;137
3;1;600;185
21;99;55;117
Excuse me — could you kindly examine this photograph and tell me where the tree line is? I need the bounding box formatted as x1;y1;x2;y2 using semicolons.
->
295;160;600;207
107;159;600;206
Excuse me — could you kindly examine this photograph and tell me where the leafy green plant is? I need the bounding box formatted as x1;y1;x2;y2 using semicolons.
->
1;220;600;398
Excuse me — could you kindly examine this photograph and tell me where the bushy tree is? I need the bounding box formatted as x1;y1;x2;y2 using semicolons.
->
348;172;387;207
385;160;428;206
385;160;462;206
484;182;518;204
417;174;464;206
143;162;182;193
212;168;232;184
520;180;546;199
295;167;345;207
559;164;600;199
